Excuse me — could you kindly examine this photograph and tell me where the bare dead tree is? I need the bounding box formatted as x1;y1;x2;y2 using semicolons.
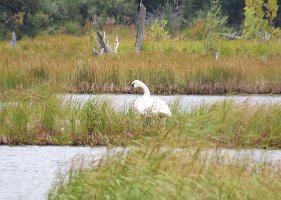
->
10;31;16;48
135;3;146;52
92;15;119;55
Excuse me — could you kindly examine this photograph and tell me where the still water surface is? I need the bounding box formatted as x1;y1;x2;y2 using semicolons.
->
61;94;281;110
0;146;281;200
0;146;110;200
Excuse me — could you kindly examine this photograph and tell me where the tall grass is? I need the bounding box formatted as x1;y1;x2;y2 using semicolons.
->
0;33;281;94
1;91;281;148
49;145;281;199
179;102;281;148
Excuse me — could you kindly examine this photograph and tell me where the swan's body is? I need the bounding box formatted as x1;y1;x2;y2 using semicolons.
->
128;80;171;117
133;96;172;117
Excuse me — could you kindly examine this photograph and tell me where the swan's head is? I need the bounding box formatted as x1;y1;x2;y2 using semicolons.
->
128;80;150;96
127;80;143;93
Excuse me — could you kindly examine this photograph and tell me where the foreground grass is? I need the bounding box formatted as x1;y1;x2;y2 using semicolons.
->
1;32;281;94
1;90;281;148
49;145;281;199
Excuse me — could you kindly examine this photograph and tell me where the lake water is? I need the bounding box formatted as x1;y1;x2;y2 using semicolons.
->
0;146;116;200
0;146;281;200
61;94;281;111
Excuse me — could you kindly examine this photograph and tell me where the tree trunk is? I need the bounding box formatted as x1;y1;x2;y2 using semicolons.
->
92;15;108;53
135;3;146;52
10;31;16;48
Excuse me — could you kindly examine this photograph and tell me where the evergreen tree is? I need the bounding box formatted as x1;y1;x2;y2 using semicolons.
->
205;0;228;55
220;0;244;27
0;0;41;39
265;0;278;27
243;0;278;39
181;0;209;27
243;0;260;39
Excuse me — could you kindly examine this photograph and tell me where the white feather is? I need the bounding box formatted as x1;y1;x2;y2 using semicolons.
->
129;80;171;117
134;96;171;116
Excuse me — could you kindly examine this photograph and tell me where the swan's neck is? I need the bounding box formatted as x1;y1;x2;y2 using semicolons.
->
140;82;150;97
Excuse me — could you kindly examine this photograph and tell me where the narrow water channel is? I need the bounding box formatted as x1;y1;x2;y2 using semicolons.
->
61;94;281;110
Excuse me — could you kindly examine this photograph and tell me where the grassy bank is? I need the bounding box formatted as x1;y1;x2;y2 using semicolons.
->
1;33;281;94
1;90;281;148
49;145;281;199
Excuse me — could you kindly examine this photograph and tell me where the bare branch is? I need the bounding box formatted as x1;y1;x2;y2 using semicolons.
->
91;15;119;55
114;35;119;54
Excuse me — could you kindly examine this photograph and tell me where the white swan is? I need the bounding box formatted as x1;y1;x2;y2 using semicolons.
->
128;80;171;117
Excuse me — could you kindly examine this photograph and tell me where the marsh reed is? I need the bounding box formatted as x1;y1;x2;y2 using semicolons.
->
49;144;281;199
1;33;281;94
1;90;281;148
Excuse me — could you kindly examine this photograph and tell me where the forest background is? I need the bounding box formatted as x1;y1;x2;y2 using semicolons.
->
1;0;281;40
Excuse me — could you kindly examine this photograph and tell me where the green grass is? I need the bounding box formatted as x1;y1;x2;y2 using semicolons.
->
49;145;281;199
1;90;281;148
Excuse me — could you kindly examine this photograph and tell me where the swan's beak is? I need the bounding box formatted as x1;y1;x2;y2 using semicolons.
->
127;86;133;94
127;84;134;94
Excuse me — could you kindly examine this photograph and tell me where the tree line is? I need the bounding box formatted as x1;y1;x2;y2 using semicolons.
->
0;0;280;39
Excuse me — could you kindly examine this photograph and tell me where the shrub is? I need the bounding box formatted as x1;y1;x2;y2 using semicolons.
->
64;22;82;35
243;0;278;39
205;0;228;55
183;20;205;40
149;19;169;41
